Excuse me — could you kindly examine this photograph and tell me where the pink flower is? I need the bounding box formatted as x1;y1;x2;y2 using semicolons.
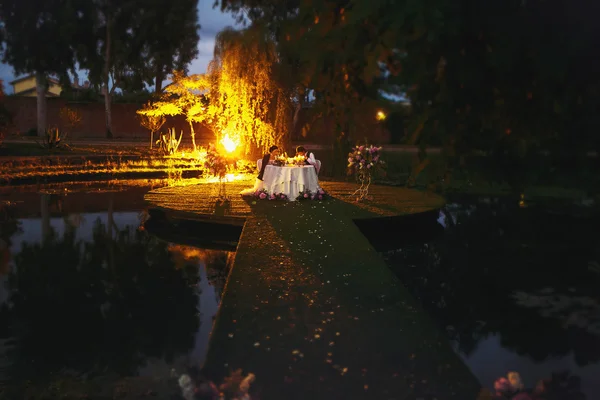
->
374;155;380;162
318;189;325;195
355;155;360;160
303;193;309;198
494;377;511;395
359;146;364;151
269;194;276;200
259;192;267;199
318;194;323;200
347;157;353;163
280;194;286;200
367;164;372;169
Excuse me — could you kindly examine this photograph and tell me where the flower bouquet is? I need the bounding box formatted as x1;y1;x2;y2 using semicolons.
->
347;143;385;201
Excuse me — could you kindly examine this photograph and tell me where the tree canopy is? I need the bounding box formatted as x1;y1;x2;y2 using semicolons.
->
217;0;600;159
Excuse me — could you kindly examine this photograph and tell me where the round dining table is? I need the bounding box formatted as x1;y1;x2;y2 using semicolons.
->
262;165;320;201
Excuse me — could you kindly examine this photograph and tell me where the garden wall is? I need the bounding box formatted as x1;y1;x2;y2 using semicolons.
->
4;96;391;144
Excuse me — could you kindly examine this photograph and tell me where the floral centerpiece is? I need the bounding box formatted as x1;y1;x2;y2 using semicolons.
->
347;143;385;201
273;155;286;167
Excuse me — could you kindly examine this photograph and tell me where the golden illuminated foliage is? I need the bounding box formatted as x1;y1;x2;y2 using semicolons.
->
208;28;290;153
59;106;82;133
137;71;212;151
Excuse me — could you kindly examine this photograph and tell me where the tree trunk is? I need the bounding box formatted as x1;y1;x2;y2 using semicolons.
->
291;98;302;141
188;120;197;152
103;5;113;139
35;72;47;137
155;65;164;94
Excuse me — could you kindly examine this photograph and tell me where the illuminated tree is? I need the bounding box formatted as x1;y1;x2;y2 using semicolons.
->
137;102;166;148
137;71;211;152
209;27;291;153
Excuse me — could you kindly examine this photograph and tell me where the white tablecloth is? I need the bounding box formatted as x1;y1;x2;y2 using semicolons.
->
263;165;320;201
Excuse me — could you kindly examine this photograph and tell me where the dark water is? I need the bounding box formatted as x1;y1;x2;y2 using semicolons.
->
381;197;600;398
0;182;232;396
2;182;599;398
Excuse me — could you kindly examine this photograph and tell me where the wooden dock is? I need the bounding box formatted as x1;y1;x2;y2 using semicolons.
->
144;181;481;399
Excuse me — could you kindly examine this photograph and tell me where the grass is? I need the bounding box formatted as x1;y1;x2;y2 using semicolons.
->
202;196;481;399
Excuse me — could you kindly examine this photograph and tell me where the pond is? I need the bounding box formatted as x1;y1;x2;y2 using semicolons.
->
377;196;600;398
0;181;233;398
1;181;599;399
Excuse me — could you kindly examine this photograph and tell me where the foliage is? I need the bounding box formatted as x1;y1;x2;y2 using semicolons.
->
0;0;83;83
58;106;82;134
203;143;227;179
136;0;200;93
138;71;211;150
209;27;291;153
37;127;68;150
156;127;183;155
0;0;87;136
137;102;166;148
217;0;600;189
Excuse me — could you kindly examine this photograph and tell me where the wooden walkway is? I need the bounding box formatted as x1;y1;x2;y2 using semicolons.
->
144;181;481;399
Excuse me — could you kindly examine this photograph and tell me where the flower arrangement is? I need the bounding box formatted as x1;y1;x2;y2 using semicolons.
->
347;143;385;201
296;188;327;201
204;143;228;179
254;189;288;201
272;156;286;167
482;371;585;400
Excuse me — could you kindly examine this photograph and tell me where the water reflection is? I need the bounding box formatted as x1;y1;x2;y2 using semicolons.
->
383;198;600;397
0;187;232;398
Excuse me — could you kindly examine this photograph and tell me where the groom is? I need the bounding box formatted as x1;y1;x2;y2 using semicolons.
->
295;146;316;167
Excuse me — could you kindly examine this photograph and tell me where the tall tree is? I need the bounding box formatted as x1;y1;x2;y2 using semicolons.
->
137;0;200;93
219;0;600;183
0;0;86;136
79;0;149;139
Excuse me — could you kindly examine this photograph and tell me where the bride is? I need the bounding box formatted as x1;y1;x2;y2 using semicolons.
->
240;145;280;196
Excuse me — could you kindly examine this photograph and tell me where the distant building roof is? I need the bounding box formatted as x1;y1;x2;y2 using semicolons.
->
9;74;60;85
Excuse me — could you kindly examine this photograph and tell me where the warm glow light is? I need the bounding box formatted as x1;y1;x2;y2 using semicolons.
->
225;173;235;182
376;110;387;121
220;134;239;153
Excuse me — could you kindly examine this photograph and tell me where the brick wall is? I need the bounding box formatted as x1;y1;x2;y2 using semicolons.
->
4;96;391;144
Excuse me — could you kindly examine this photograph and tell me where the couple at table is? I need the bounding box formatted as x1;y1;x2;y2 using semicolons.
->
240;145;320;198
257;145;317;180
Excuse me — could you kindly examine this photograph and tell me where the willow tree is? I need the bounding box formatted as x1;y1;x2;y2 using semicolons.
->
208;27;290;153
